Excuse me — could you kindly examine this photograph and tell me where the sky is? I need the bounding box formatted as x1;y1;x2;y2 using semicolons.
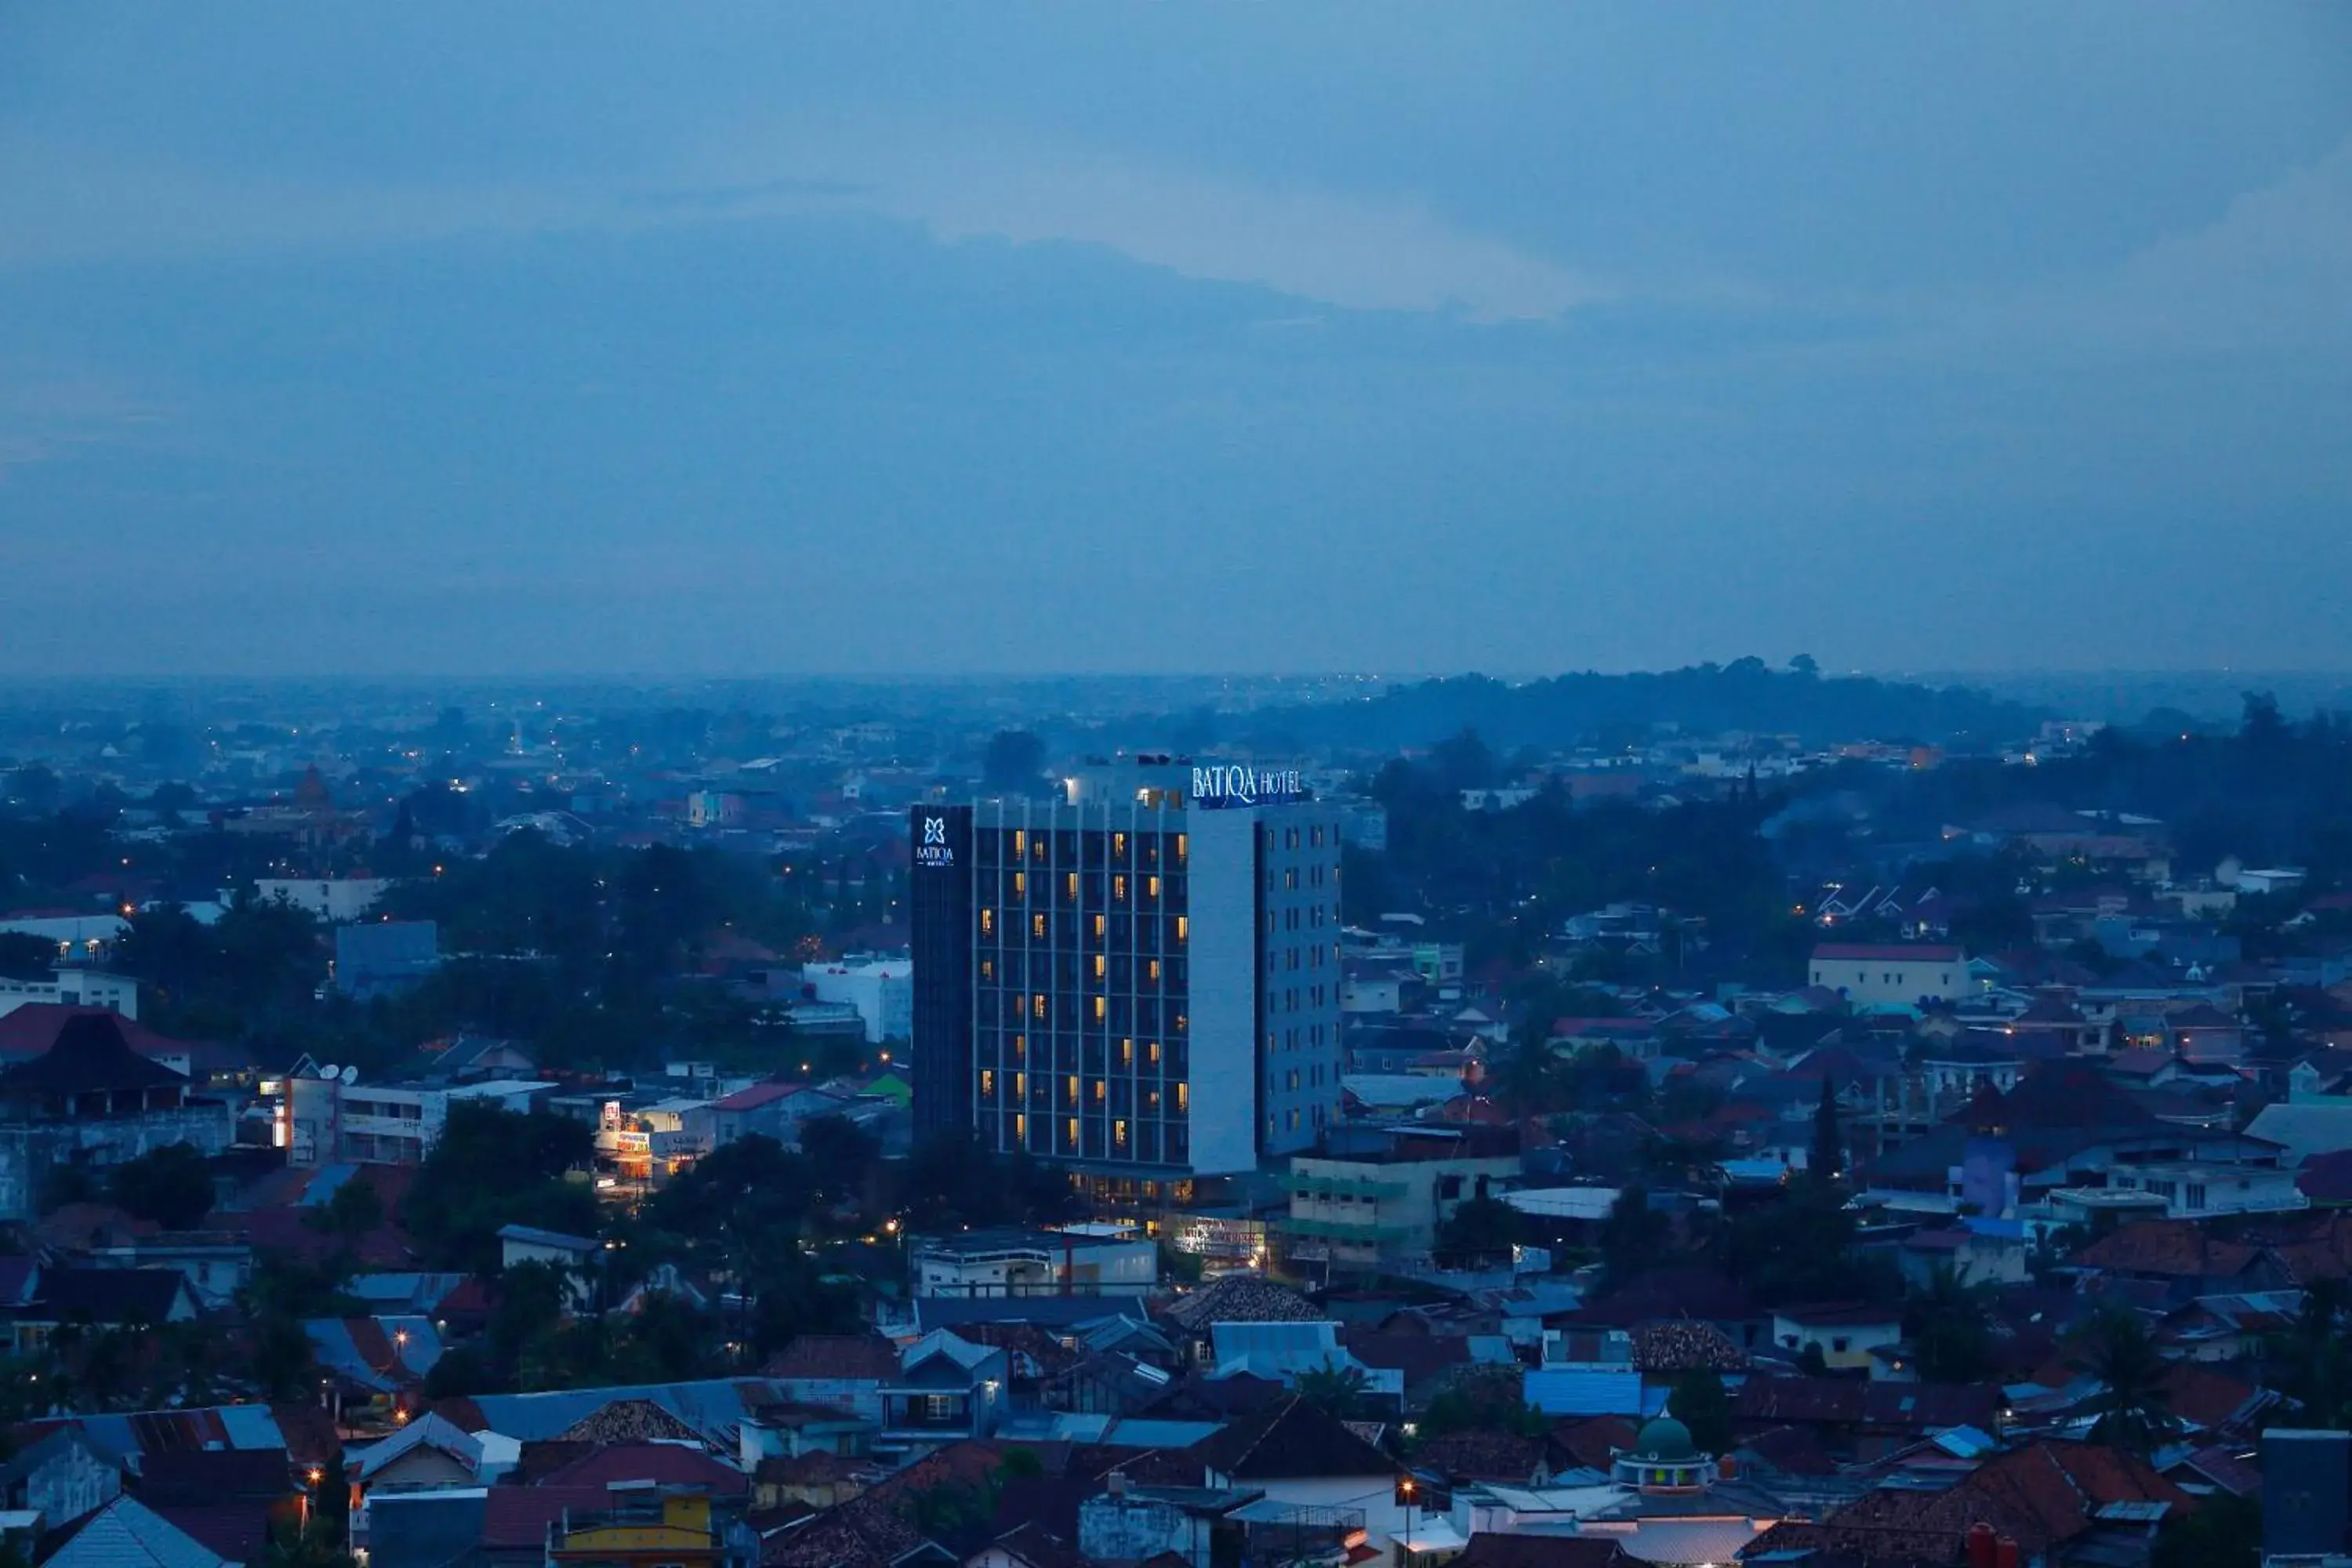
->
2;4;2349;678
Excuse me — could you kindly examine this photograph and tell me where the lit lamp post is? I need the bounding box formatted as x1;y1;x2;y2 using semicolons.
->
1399;1475;1416;1568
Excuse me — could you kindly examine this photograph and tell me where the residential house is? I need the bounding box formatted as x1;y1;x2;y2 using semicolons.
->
1189;1397;1411;1559
1809;944;1968;1011
35;1494;236;1568
0;1013;231;1221
1768;1303;1904;1376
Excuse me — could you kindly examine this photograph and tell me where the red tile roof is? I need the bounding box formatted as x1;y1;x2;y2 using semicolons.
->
540;1442;748;1495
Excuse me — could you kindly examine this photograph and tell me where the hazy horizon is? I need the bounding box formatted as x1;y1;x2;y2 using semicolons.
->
5;4;2348;677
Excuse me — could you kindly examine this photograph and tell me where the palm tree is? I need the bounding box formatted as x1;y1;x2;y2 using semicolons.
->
1904;1263;1997;1383
1295;1360;1373;1421
2072;1308;2178;1454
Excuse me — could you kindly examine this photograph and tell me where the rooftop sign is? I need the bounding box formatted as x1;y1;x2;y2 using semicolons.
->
1189;764;1306;810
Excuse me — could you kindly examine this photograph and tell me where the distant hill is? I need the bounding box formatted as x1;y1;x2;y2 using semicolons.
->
1236;660;2043;753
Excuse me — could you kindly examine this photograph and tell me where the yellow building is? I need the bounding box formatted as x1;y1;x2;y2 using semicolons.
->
550;1488;750;1568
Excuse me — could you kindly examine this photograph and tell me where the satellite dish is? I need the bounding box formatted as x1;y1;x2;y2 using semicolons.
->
340;1065;360;1085
317;1064;339;1081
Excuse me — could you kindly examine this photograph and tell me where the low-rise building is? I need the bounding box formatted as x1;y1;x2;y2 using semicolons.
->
285;1073;557;1167
798;959;912;1045
255;877;396;923
0;1014;231;1221
1809;943;1967;1010
1283;1125;1522;1272
909;1226;1157;1299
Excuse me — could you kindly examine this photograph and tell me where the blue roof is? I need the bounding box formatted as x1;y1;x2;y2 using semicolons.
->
1523;1367;1643;1417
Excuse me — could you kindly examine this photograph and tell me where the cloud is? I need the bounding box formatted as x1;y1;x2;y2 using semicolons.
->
765;136;1613;321
0;115;1609;321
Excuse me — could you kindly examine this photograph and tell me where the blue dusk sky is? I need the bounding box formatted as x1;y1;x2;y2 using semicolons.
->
2;4;2348;676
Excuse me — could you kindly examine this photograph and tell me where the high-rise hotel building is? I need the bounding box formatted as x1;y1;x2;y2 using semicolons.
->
911;757;1342;1191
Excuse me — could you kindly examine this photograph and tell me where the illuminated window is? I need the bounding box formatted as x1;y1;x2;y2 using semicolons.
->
1147;875;1162;898
1093;1079;1105;1103
978;959;994;982
1013;1072;1025;1098
1066;1116;1080;1148
1175;915;1189;944
1147;958;1162;982
1147;1040;1162;1065
1112;832;1127;857
1093;913;1106;938
1013;871;1026;897
1013;830;1026;857
1114;1120;1129;1148
1014;1112;1026;1141
1176;1083;1189;1112
1093;996;1107;1022
1113;875;1128;902
1065;872;1079;900
1033;993;1048;1019
1120;1039;1134;1067
1033;913;1047;939
1174;833;1187;862
980;1069;995;1097
1066;1074;1079;1101
1012;1034;1025;1058
1146;1089;1160;1111
1093;954;1106;979
979;908;994;936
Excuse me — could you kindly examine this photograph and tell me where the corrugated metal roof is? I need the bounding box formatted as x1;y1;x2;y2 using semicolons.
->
464;1378;774;1443
1523;1367;1643;1417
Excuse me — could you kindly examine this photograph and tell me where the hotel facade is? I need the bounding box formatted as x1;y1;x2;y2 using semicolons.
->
911;758;1342;1192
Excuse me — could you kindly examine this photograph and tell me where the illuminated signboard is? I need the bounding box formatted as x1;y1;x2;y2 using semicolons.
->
1189;764;1306;809
915;813;956;869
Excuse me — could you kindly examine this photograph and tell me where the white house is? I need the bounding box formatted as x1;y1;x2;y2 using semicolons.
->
255;878;395;923
1809;943;1967;1009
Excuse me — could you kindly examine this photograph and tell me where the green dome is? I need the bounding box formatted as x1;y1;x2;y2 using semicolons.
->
1631;1416;1697;1462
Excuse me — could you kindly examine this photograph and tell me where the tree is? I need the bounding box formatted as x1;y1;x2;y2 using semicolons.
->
1598;1186;1670;1292
982;731;1047;794
2072;1308;2177;1454
107;1143;216;1230
1809;1076;1844;1187
1434;1196;1522;1267
1669;1369;1734;1457
0;934;54;981
1417;1365;1547;1440
310;1175;383;1243
1295;1361;1374;1421
798;1115;880;1209
1903;1263;1995;1383
2151;1490;2259;1568
404;1104;595;1275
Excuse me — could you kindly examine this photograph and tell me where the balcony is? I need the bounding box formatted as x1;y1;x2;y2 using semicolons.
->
1283;1172;1410;1200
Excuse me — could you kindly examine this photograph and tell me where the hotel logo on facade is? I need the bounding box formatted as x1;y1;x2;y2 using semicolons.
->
915;813;956;869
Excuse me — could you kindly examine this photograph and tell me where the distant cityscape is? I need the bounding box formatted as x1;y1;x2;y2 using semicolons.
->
0;662;2345;1567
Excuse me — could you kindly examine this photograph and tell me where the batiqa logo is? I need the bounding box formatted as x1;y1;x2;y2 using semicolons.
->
1189;764;1306;809
915;815;956;868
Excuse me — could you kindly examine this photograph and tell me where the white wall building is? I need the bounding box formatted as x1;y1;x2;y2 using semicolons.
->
285;1074;554;1167
255;878;395;923
800;959;913;1045
0;971;138;1022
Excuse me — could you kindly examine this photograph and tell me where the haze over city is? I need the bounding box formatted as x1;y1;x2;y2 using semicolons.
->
5;4;2350;676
